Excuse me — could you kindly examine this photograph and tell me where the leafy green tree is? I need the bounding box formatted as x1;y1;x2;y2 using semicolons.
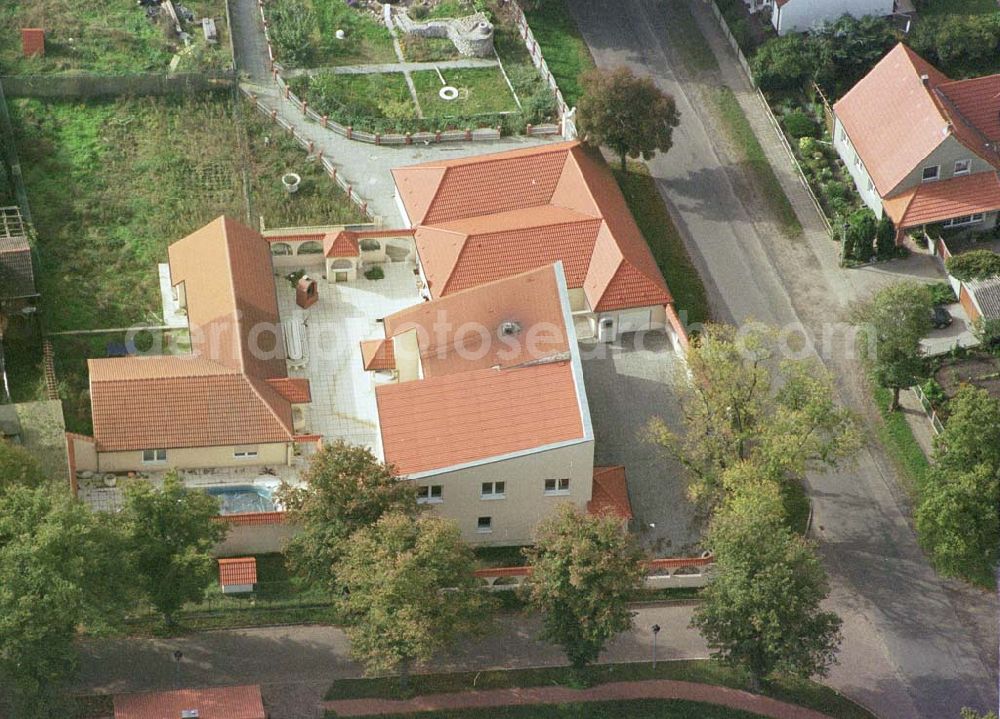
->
337;512;488;687
0;486;130;717
647;323;859;513
280;441;418;591
523;504;645;672
915;386;1000;585
0;439;45;491
122;473;227;626
692;481;842;691
959;709;999;719
911;14;1000;77
577;66;680;172
751;35;816;92
853;282;933;411
811;15;898;97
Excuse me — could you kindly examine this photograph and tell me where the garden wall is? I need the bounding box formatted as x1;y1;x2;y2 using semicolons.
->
1;71;237;99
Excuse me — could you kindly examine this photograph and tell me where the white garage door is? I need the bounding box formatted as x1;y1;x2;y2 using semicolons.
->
617;308;652;334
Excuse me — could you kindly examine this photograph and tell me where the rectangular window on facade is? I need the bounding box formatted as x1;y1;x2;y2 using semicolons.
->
867;178;874;192
233;446;259;459
142;449;167;463
922;165;940;182
954;159;972;176
477;516;493;532
943;213;984;228
417;485;443;503
480;481;506;499
544;478;570;495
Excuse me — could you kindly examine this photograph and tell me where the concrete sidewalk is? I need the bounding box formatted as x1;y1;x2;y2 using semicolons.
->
324;679;837;719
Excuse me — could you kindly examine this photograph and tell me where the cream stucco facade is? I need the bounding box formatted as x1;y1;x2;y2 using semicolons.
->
92;442;293;474
411;438;595;545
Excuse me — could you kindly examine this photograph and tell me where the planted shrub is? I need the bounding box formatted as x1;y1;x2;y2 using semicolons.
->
783;110;817;139
920;378;948;411
846;207;877;262
945;250;1000;282
364;265;385;280
798;136;818;155
928;281;957;307
269;0;315;66
973;317;1000;350
875;215;896;260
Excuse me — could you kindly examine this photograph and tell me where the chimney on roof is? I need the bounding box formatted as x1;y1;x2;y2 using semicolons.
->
499;321;522;337
921;74;930;85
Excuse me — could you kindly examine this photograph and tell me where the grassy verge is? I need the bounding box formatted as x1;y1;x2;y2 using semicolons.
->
711;87;802;238
322;660;876;719
522;0;594;107
0;0;230;74
328;699;763;718
613;164;711;327
870;383;930;500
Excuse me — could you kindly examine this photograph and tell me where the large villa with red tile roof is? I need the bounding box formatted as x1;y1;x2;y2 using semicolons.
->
69;142;676;547
834;43;1000;238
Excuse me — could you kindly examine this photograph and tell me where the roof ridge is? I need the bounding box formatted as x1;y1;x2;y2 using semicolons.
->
245;374;295;439
218;216;249;375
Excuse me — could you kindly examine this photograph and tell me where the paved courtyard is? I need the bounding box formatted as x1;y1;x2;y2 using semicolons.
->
275;255;421;451
580;331;699;554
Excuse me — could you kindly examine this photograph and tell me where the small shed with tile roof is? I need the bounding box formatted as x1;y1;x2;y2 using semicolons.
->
113;685;265;719
219;557;258;593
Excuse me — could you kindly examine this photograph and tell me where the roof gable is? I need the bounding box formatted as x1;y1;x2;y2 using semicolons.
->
835;44;954;195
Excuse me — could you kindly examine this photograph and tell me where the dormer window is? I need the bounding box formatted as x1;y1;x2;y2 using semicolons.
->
954;159;972;176
922;165;940;182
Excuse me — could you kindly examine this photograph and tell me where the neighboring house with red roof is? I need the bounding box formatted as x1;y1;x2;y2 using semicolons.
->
834;43;1000;237
392;141;687;350
71;216;312;475
361;263;598;544
769;0;894;35
113;685;266;719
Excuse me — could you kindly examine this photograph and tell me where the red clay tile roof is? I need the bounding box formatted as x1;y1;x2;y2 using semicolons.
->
219;557;258;586
835;44;1000;197
937;75;1000;143
382;265;570;377
323;230;360;258
375;265;587;476
393;141;673;313
360;338;396;371
266;377;312;404
883;172;1000;228
88;217;295;452
377;361;584;476
114;685;265;719
588;465;633;520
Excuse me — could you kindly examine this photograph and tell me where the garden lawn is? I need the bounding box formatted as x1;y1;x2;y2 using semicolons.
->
267;0;397;68
413;67;519;116
288;72;415;122
0;0;230;75
327;699;765;718
522;0;594;107
323;661;876;719
613;165;711;327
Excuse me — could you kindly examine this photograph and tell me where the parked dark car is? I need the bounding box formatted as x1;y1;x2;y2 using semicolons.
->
931;306;953;329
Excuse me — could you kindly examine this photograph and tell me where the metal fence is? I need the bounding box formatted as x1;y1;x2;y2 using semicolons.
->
912;384;945;435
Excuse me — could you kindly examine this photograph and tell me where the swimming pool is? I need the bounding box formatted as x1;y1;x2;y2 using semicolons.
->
205;482;280;515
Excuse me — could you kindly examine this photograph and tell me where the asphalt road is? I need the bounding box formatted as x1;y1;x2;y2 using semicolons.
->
566;1;998;717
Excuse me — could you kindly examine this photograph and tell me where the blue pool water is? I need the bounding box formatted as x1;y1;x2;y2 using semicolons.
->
205;484;278;515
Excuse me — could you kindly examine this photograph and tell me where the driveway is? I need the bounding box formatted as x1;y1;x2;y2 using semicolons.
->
580;332;700;554
567;1;997;717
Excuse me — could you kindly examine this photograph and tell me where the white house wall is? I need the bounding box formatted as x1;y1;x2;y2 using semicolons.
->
833;116;884;217
773;0;894;34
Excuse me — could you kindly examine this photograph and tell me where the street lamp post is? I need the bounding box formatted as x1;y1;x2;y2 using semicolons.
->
651;624;661;669
173;650;183;687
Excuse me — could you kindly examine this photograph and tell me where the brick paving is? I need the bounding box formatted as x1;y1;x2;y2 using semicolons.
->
322;679;836;718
